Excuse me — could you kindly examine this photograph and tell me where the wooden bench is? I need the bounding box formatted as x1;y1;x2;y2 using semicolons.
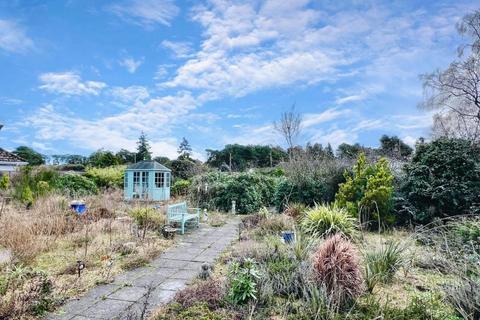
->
167;202;200;234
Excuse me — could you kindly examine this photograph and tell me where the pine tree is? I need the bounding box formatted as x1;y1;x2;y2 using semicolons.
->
136;132;152;161
177;137;192;159
325;143;334;158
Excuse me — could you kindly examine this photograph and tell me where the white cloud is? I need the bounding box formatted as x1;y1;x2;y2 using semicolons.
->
25;92;198;158
161;1;345;98
336;93;366;105
38;71;106;96
161;40;194;58
108;0;179;28
110;86;149;103
0;19;34;53
119;57;143;73
303;108;351;128
0;97;23;105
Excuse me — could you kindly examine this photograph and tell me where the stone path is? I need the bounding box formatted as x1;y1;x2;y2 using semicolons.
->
47;218;239;320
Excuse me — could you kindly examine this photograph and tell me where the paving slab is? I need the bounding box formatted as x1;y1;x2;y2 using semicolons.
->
46;217;239;320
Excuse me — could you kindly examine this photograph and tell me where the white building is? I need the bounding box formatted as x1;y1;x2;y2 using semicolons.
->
0;148;28;176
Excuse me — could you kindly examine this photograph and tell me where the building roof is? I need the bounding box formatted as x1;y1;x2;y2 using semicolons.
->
0;148;27;163
126;160;171;171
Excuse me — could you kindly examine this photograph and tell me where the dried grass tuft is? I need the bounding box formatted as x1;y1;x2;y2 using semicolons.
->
312;234;364;308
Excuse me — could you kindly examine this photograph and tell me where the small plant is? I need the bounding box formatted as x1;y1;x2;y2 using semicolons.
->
283;202;307;220
129;207;165;232
364;240;404;292
171;179;191;196
174;278;225;309
312;234;363;307
228;258;260;305
0;174;9;190
208;212;227;227
301;204;357;238
21;185;34;206
444;277;480;320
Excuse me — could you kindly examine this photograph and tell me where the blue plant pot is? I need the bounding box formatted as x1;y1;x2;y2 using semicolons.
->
70;202;86;214
282;231;295;243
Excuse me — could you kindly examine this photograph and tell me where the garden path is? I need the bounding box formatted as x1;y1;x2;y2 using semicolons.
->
47;218;240;320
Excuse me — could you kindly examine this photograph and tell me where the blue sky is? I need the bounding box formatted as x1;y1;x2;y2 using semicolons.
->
0;0;477;159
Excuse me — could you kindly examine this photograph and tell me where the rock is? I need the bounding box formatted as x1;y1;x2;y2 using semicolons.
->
0;248;12;265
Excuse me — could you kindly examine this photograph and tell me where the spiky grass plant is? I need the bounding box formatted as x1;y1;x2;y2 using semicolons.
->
312;234;363;308
364;240;404;292
301;204;357;238
284;202;307;220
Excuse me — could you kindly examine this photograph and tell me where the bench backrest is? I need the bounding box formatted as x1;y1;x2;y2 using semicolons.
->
167;202;188;216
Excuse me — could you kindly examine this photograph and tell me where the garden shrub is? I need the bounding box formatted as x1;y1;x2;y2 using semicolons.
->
364;240;404;292
21;185;34;206
401;138;480;223
301;204;357;238
53;174;98;196
129;207;165;231
0;174;9;190
274;178;328;211
85;165;126;189
335;153;394;228
190;172;278;214
312;234;363;307
228;258;260;304
174;279;225;309
171;179;191;196
0;267;55;318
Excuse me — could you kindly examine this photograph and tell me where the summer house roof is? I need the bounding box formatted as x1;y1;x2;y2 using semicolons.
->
0;148;26;163
126;160;171;171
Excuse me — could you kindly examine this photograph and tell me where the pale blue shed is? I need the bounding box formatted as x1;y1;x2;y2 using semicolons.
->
124;160;171;201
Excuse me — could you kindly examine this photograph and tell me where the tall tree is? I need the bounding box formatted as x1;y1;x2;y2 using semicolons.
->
177;137;192;159
136;132;152;161
116;149;136;164
420;10;480;143
274;105;302;159
13;146;45;166
379;135;413;159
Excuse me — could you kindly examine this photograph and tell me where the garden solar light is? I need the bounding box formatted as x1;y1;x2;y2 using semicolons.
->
77;260;85;277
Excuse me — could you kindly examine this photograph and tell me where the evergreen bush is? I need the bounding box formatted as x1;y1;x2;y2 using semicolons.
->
335;153;394;228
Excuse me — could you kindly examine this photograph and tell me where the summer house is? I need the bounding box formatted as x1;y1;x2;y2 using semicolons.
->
124;160;171;201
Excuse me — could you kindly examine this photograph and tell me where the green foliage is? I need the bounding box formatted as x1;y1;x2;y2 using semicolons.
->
301;204;357;238
0;174;9;190
129;207;165;230
337;143;364;159
115;148;136;164
85;165;126;188
155;302;233;320
88;149;121;168
21;185;34;205
379;135;413;159
53;174;98;196
178;137;192;158
0;267;55;317
172;179;191;196
274;178;328;211
136;131;152;161
335;153;394;228
170;158;198;180
353;292;461;320
228;258;260;305
206;144;287;171
364;241;404;292
13;146;45;165
401;138;480;223
36;181;50;196
190;171;278;214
